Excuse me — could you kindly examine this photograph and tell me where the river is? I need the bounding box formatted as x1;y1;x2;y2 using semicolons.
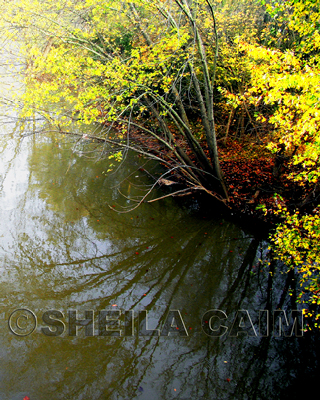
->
0;38;318;400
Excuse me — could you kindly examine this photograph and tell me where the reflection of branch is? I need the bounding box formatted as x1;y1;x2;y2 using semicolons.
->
57;129;174;167
147;187;201;203
46;127;229;208
110;164;227;213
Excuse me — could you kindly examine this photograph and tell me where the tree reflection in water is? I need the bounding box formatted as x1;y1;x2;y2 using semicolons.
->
0;128;318;399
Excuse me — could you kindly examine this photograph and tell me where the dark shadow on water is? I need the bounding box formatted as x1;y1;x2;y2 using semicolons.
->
0;132;318;399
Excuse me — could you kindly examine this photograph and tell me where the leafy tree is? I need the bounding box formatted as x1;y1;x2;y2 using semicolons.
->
2;0;261;202
271;202;320;328
243;0;320;322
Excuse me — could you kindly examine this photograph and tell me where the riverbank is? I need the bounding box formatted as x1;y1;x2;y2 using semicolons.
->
108;121;310;229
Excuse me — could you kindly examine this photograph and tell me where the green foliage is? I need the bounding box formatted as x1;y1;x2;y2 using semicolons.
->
242;43;320;184
271;204;320;325
243;0;320;323
2;0;238;198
